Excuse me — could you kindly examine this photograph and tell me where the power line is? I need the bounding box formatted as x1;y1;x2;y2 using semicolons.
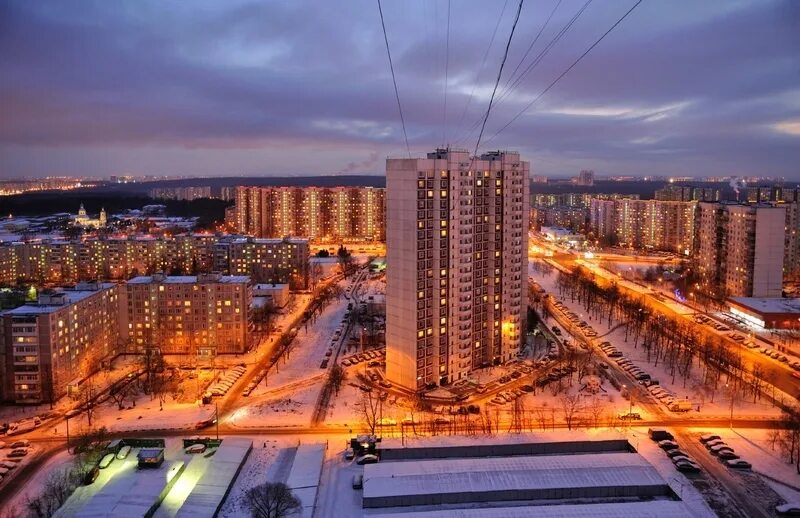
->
486;0;644;146
459;0;591;146
377;0;411;158
502;0;563;94
442;0;451;146
473;0;524;158
453;0;509;145
497;0;592;107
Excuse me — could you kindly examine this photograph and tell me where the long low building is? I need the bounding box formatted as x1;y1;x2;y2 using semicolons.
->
364;500;693;517
363;452;673;508
729;296;800;330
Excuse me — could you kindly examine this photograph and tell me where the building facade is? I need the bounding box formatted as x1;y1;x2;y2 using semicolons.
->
694;202;786;298
0;283;122;403
234;186;385;242
149;186;213;200
123;274;252;355
588;199;696;254
386;149;528;391
0;235;309;288
654;184;721;202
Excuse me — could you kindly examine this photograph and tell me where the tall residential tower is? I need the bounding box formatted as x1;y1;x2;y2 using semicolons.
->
386;149;529;391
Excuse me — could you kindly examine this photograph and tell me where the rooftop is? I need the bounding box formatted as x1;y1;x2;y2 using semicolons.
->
128;275;250;285
2;284;116;315
729;297;800;314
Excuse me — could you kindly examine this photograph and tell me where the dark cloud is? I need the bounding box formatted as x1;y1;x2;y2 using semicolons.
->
0;0;798;178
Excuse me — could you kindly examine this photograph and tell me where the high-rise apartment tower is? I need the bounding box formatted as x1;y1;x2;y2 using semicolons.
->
386;149;529;391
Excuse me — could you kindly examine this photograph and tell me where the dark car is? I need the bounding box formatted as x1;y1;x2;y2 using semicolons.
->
675;461;701;473
356;454;379;465
83;466;100;485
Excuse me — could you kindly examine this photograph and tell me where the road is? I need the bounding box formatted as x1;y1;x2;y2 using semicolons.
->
532;234;800;402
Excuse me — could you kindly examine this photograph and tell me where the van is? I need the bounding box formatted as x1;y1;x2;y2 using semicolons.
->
352;473;364;489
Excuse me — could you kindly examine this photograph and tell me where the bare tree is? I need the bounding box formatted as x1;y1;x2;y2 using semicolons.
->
109;382;133;410
560;394;583;431
25;467;81;518
358;390;381;435
328;364;347;396
244;482;301;518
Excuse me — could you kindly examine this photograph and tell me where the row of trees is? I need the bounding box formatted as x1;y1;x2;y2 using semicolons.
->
552;266;781;408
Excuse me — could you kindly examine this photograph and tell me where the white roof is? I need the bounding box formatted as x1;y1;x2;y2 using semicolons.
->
128;275;249;284
364;500;693;517
730;297;800;315
364;452;665;500
174;438;252;518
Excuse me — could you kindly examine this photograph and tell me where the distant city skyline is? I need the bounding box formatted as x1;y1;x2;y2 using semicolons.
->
1;1;798;179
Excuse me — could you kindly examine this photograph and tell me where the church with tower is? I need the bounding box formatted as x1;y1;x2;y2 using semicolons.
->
74;203;107;228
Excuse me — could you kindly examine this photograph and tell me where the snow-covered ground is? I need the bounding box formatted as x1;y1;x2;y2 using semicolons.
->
531;262;783;420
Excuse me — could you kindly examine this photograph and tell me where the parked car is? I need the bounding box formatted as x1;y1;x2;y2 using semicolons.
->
9;440;30;449
619;412;642;421
699;434;721;443
186;443;207;454
775;503;800;515
649;428;674;441
710;444;734;455
717;450;740;460
352;473;364;489
675;461;701;473
658;440;679;450
7;448;28;458
83;466;100;485
117;445;132;460
726;459;752;469
704;439;726;449
666;449;689;459
98;453;115;469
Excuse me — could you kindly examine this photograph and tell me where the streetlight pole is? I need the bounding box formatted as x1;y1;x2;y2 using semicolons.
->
215;402;220;441
65;415;70;452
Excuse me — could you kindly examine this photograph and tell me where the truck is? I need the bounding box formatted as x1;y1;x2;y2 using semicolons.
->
668;400;693;412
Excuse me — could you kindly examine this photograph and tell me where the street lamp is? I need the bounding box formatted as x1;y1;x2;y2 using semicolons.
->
726;383;734;429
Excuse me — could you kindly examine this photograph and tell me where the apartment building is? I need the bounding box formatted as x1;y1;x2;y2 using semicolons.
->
149;186;213;200
694;202;786;298
234;186;385;242
588;199;696;254
214;237;309;288
654;184;721;202
0;234;308;288
386;149;528;391
0;283;122;403
123;273;252;355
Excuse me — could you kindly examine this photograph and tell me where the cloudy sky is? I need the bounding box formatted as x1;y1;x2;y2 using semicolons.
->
1;0;798;179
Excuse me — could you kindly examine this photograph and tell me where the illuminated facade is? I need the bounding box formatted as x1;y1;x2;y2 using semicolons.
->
0;283;122;403
123;274;252;355
386;149;529;391
0;235;308;288
234;186;385;242
589;199;696;254
694;202;785;298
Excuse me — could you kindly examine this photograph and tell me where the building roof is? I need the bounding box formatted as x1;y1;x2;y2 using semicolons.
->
729;297;800;315
364;501;693;518
2;284;116;315
363;452;665;501
127;275;250;284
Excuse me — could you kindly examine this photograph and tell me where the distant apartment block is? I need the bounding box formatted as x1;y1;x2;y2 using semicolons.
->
588;199;696;254
0;235;308;288
386;149;528;391
654;184;721;202
123;274;252;355
572;169;594;186
149;186;213;201
0;283;122;403
234;186;385;242
694;202;785;298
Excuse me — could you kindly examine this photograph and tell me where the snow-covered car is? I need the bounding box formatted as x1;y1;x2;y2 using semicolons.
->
9;440;30;449
98;453;115;469
666;449;689;459
704;439;726;449
699;434;721;443
709;444;734;455
117;445;132;460
675;461;701;473
658;440;679;450
7;448;28;458
775;503;800;515
726;459;752;469
717;450;739;460
186;444;207;454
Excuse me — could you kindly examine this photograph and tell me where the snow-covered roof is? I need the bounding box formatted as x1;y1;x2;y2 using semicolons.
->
364;500;693;517
3;284;116;315
128;275;250;284
174;438;252;518
364;452;666;501
729;297;800;315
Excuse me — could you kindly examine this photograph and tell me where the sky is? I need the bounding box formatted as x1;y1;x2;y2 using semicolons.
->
0;0;798;179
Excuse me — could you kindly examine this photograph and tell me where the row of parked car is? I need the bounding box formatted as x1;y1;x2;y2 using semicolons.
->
551;301;599;339
695;314;730;332
489;385;535;405
341;348;386;367
699;434;752;469
648;429;701;473
206;365;247;398
646;384;692;412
